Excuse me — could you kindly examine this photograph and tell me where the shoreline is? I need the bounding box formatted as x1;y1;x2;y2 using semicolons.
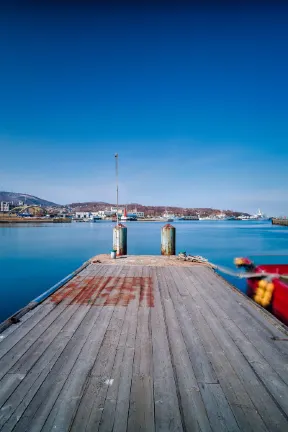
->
0;218;71;224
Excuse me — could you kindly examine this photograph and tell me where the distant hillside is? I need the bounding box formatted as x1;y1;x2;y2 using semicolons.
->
68;201;250;217
0;192;60;207
0;193;251;216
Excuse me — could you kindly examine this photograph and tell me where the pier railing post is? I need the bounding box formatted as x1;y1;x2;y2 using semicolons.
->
113;223;127;256
161;224;176;255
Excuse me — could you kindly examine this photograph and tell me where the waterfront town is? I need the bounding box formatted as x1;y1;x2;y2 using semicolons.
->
0;195;273;223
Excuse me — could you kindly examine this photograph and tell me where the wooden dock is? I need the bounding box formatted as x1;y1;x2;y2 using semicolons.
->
272;218;288;226
0;255;288;431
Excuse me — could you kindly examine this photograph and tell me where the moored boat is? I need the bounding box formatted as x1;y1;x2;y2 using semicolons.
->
235;257;288;325
178;215;199;221
162;211;174;222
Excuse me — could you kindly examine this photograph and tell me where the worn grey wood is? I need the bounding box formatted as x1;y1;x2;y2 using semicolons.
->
0;264;99;376
0;265;109;432
194;266;288;378
172;266;270;432
1;261;288;432
108;267;143;432
166;266;218;385
166;267;243;431
158;268;213;432
27;266;125;432
0;306;42;342
69;265;133;432
191;268;288;418
199;383;240;432
0;303;56;361
151;268;183;432
0;266;105;425
97;266;142;432
177;266;288;431
127;265;155;432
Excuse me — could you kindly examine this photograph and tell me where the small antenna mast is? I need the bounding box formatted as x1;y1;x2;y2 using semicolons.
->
115;153;119;226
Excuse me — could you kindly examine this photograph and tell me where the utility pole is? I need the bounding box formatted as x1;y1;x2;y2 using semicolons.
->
115;153;119;226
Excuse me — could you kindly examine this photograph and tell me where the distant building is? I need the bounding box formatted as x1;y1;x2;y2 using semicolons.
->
75;212;91;219
98;209;116;218
110;207;144;218
110;207;124;215
134;211;144;218
0;202;10;212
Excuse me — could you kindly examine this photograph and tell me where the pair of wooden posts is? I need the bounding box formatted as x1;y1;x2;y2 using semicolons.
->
112;223;176;257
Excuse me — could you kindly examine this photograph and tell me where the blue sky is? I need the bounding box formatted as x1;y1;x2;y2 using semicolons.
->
0;2;288;215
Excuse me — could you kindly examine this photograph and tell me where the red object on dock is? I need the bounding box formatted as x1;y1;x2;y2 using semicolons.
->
246;263;288;326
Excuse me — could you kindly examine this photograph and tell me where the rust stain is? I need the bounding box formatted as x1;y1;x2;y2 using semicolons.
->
49;276;154;307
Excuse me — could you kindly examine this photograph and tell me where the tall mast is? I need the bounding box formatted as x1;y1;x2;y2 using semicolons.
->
115;153;119;225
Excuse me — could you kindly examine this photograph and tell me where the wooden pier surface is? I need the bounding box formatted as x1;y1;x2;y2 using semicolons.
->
0;256;288;431
272;218;288;226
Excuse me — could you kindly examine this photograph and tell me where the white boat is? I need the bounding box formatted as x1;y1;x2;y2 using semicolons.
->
249;209;269;221
198;216;218;220
162;211;174;222
178;215;199;221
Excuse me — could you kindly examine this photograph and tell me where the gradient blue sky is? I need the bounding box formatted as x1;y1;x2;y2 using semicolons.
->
0;2;288;215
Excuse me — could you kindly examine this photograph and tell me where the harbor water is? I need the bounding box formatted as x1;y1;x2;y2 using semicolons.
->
1;220;288;322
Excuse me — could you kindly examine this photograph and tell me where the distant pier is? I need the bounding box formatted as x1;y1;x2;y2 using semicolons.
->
272;218;288;226
0;254;288;431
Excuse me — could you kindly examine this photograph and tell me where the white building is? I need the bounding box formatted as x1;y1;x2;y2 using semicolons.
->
110;207;124;215
0;202;10;212
75;212;91;219
134;211;144;218
98;210;115;218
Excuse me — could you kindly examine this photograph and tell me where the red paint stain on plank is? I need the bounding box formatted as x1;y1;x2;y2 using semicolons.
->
49;276;154;307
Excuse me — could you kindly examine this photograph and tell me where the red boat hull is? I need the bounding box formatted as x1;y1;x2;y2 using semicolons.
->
247;264;288;326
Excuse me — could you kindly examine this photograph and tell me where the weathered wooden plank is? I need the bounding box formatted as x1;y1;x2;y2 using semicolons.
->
127;265;155;432
172;266;270;432
0;266;112;432
166;267;242;431
0;306;43;342
2;259;288;432
0;304;56;361
193;266;288;374
0;263;95;357
157;267;212;432
97;267;143;432
99;266;142;432
0;265;99;382
190;268;288;419
108;268;142;432
0;374;25;409
0;306;90;429
199;266;288;358
199;383;240;432
151;268;183;432
9;308;114;432
24;268;125;432
177;266;288;431
69;265;134;432
0;266;105;421
166;267;218;384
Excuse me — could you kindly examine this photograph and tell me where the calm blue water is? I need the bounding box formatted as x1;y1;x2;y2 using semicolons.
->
1;220;288;322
